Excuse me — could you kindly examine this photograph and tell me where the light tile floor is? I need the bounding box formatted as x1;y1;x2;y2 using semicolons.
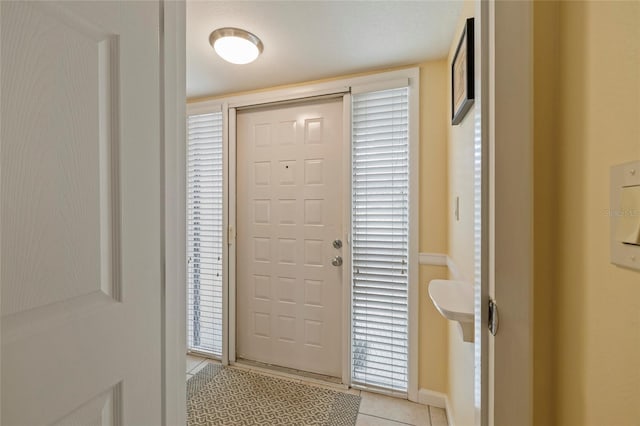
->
186;354;448;426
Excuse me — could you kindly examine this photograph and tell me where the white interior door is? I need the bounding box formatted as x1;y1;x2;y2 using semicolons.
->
236;98;344;378
1;2;166;424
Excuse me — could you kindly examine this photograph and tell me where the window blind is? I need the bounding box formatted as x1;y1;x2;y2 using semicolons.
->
351;87;409;393
187;111;223;357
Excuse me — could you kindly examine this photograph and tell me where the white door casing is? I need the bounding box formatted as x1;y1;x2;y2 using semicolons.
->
0;1;180;424
490;2;534;425
236;98;344;378
162;1;188;424
477;1;534;425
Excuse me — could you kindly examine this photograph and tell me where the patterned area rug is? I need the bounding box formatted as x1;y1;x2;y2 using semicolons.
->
187;364;361;425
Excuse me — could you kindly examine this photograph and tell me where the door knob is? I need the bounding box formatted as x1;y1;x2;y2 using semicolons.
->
331;256;343;267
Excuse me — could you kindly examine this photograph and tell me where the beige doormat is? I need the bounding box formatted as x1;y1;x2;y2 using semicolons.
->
187;364;361;425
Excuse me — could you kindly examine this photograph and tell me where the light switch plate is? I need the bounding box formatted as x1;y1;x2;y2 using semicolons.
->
610;160;640;271
616;186;640;244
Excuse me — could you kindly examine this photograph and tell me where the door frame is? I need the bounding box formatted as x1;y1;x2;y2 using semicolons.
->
187;67;420;400
162;1;187;425
233;94;350;380
478;1;534;425
1;4;4;423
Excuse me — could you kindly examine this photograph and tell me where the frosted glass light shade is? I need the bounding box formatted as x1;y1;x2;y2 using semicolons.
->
209;28;263;65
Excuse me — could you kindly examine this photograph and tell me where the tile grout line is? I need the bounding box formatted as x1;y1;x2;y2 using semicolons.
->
428;405;449;426
357;412;416;426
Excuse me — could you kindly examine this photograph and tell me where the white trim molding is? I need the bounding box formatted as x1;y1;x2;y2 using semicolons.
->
407;68;420;403
446;396;455;426
341;93;353;387
418;252;463;282
488;2;534;425
446;256;462;281
418;252;448;266
189;68;417;109
162;1;186;425
418;388;447;407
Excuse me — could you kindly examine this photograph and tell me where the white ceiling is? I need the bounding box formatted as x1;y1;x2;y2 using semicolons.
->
187;1;463;99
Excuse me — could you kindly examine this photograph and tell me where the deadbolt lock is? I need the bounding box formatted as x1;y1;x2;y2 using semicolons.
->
332;239;342;249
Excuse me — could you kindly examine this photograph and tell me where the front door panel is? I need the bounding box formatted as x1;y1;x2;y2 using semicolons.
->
236;98;343;378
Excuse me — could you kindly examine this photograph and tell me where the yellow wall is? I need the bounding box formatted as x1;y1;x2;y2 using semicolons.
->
556;1;640;424
446;1;476;425
418;60;449;394
533;2;559;424
534;1;640;425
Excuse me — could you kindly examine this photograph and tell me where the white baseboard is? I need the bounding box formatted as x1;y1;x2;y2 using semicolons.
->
417;388;447;408
418;388;453;426
445;397;454;426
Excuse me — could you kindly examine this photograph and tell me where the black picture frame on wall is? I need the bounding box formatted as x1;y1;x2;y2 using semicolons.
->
451;18;475;125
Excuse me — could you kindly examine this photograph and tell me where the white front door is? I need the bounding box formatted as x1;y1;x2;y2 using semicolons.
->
1;1;168;424
236;98;344;378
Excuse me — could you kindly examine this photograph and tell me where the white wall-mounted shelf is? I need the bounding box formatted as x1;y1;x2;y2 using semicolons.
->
428;279;474;343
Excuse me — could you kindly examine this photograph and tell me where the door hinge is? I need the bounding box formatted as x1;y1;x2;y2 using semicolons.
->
488;299;499;336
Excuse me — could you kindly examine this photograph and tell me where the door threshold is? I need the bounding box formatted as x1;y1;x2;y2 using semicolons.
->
233;358;347;389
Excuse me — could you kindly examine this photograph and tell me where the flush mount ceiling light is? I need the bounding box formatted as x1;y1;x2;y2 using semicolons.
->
209;27;263;65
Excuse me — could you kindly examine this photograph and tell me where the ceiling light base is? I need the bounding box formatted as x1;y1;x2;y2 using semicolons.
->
209;27;263;65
